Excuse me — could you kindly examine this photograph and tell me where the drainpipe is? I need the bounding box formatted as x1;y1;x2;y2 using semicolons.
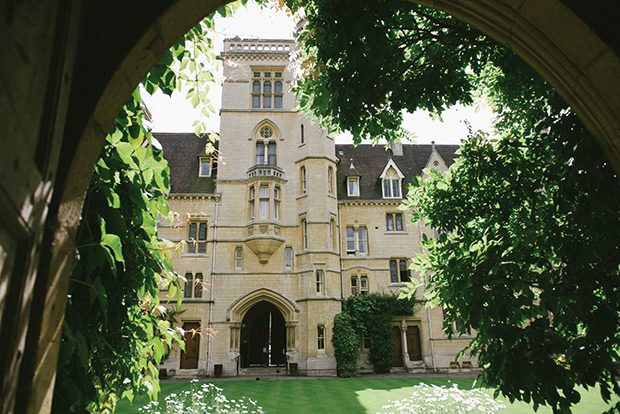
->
419;220;436;371
337;203;344;301
206;195;220;377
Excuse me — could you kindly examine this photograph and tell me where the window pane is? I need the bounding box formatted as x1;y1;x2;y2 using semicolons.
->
274;81;282;93
285;247;293;267
253;72;261;78
253;80;261;93
346;227;355;252
198;223;207;241
316;270;323;293
383;179;392;197
263;95;271;108
195;273;203;297
274;201;279;219
260;200;269;217
392;179;401;198
256;142;265;164
252;95;260;108
200;160;211;176
188;223;197;253
268;142;276;165
399;260;410;282
358;227;367;254
390;260;398;283
274;95;282;108
236;248;243;268
302;220;308;249
275;71;282;78
274;186;280;199
300;124;304;143
264;72;271;78
249;200;254;220
348;178;358;196
198;241;206;254
184;273;193;298
264;80;271;93
395;213;403;231
351;276;358;296
386;214;394;231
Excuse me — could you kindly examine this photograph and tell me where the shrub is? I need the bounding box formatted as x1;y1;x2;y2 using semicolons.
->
332;313;360;377
379;383;505;414
332;293;419;376
138;381;263;414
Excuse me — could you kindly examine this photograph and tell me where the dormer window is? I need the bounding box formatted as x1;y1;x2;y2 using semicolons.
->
380;160;405;199
347;177;360;197
199;157;212;177
252;70;283;109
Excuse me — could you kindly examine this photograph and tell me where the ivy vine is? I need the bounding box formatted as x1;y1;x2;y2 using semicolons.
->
332;293;419;376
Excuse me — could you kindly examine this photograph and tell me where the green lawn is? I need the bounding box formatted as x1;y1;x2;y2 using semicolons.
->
115;377;616;413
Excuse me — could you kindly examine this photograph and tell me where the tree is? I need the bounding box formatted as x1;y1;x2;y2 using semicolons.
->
290;0;620;412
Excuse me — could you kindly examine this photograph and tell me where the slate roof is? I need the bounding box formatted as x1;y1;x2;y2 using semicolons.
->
335;144;459;201
155;133;217;194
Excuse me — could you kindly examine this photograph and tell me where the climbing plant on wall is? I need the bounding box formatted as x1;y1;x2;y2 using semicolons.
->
332;293;419;375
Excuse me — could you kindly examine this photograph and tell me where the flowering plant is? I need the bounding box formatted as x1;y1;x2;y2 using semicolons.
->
138;380;263;414
379;383;505;414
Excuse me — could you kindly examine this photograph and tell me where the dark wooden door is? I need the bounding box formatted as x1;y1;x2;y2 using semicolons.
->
406;326;422;361
392;326;403;367
180;322;200;369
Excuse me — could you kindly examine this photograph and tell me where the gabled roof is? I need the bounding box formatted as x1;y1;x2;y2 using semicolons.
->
155;133;217;194
335;144;459;201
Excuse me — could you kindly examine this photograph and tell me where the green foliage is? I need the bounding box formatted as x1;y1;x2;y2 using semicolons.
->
52;5;242;412
52;92;182;413
332;313;360;377
332;293;418;375
291;0;495;143
291;0;620;411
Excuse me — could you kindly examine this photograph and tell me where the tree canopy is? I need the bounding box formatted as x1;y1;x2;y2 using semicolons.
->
291;0;620;412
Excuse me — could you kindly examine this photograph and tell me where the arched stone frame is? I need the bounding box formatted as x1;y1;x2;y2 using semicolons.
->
412;0;620;172
252;119;282;141
4;1;620;412
226;288;300;353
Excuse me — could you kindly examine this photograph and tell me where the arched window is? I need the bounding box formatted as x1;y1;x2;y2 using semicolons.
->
382;167;402;198
255;125;277;166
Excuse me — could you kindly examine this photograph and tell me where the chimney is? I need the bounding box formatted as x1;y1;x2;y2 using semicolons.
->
392;142;403;156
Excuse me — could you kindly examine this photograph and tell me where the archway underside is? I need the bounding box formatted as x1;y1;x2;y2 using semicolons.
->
6;0;619;413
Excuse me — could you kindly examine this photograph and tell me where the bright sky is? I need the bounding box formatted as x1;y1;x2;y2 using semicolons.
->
143;1;495;145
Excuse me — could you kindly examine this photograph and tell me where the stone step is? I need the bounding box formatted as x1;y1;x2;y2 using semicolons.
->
238;366;288;377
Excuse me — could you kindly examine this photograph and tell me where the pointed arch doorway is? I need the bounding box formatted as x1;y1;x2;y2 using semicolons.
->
240;301;286;367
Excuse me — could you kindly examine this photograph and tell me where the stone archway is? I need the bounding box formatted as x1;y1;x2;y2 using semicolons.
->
240;301;287;367
1;1;619;412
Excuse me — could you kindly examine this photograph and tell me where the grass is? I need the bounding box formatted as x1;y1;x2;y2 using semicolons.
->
116;377;616;413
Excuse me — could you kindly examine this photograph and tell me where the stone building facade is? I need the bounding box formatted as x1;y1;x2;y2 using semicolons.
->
156;38;474;378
